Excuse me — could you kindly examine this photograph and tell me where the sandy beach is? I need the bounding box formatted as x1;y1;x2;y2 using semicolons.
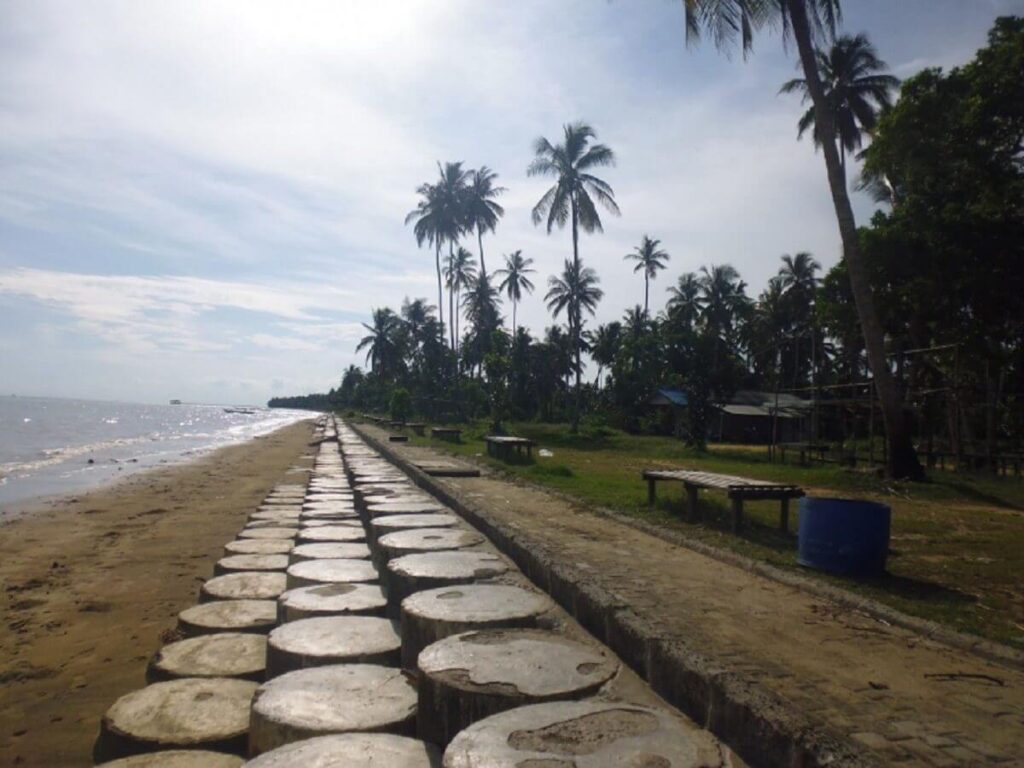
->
0;419;315;767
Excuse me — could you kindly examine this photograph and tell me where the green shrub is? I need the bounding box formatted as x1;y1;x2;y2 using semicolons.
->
389;388;411;422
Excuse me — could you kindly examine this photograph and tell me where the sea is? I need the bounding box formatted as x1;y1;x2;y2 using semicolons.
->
0;395;316;514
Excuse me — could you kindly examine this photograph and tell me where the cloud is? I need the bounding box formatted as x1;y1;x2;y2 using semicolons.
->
0;0;1007;403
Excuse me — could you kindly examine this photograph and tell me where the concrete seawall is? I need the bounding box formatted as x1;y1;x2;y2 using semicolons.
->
352;422;874;768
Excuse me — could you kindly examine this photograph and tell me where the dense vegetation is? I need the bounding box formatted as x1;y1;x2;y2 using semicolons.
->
273;16;1023;472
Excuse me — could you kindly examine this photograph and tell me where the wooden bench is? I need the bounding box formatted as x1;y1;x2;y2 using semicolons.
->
642;469;804;533
430;427;462;442
485;435;535;461
407;422;426;436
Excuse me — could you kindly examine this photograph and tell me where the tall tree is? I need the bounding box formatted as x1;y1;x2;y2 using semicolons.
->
435;161;471;350
858;17;1024;468
461;273;503;377
405;182;447;340
545;258;604;428
529;121;619;430
586;321;622;389
624;235;671;315
464;166;506;278
494;250;536;338
698;264;749;342
682;0;923;478
780;32;899;180
356;308;403;382
779;252;821;385
666;272;702;329
445;246;477;359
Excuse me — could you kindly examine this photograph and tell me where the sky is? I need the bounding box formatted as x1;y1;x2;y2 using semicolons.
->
0;0;1018;405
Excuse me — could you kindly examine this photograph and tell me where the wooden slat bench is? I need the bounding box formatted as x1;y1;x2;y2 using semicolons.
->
642;469;804;533
485;435;536;461
430;427;462;442
407;422;426;436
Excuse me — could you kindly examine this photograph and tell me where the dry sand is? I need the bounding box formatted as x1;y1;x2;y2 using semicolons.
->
0;419;315;767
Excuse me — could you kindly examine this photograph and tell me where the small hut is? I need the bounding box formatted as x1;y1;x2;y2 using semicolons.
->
647;388;688;436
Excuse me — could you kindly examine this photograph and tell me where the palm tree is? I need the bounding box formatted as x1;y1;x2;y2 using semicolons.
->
436;165;475;352
779;33;899;180
779;252;821;298
746;276;790;382
400;297;436;376
464;166;506;278
405;183;446;339
356;308;402;381
698;264;749;343
586;322;622;388
545;258;604;430
682;0;922;478
529;121;619;429
461;273;502;376
779;252;821;388
494;250;536;338
623;305;649;341
445;246;477;358
666;272;702;329
624;235;670;315
543;325;576;396
339;364;365;403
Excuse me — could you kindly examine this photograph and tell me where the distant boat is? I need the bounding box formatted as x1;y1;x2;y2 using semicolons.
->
169;399;182;405
223;407;257;415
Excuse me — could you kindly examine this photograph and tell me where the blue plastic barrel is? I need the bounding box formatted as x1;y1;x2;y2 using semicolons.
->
797;497;891;577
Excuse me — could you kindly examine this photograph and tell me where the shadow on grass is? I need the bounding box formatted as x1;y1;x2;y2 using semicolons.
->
855;571;978;606
939;478;1024;513
661;497;796;553
493;453;538;468
520;431;617;453
660;498;978;608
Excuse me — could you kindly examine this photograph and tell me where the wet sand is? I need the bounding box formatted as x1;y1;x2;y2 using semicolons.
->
0;419;315;767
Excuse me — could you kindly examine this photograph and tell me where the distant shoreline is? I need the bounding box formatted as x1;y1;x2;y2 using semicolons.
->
0;396;317;514
0;414;317;523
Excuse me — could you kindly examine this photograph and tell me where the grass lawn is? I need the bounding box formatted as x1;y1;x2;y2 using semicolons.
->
397;419;1024;650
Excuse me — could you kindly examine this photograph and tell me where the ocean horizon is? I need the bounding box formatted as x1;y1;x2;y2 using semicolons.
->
0;394;316;513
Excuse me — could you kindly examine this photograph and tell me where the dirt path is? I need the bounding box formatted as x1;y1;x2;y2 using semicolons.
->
365;426;1024;766
0;420;314;767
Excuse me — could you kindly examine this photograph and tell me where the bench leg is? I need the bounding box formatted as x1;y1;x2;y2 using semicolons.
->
731;497;744;532
685;484;699;522
647;478;656;508
779;498;790;534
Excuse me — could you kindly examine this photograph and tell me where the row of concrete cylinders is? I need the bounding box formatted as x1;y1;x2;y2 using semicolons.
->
92;415;701;767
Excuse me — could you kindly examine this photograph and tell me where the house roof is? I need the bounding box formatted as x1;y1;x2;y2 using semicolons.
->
648;388;688;407
728;390;812;411
721;404;769;417
647;388;810;416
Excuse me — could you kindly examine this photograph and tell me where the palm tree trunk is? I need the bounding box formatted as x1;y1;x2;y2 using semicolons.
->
435;242;444;344
644;277;650;315
448;243;456;353
512;299;517;340
570;197;581;433
787;0;922;480
477;226;486;279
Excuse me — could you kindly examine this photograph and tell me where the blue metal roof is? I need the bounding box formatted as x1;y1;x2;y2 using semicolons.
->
653;388;688;407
